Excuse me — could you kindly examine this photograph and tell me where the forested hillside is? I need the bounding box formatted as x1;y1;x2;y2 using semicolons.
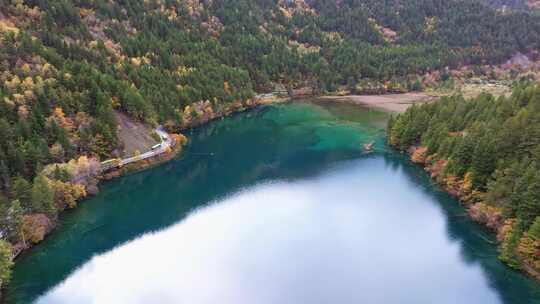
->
0;0;539;286
388;83;540;276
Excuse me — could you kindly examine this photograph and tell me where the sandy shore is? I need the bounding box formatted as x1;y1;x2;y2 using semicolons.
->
319;93;437;113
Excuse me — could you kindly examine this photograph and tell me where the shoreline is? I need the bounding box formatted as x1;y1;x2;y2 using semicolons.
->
9;91;424;256
4;91;538;300
320;92;540;281
317;93;437;113
1;91;442;296
325;92;540;282
7;95;289;262
403;146;540;282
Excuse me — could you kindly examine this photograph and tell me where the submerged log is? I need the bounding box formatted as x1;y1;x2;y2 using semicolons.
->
363;141;374;153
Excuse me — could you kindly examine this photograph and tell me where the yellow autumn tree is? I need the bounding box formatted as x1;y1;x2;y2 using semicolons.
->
21;76;34;90
51;180;87;210
49;107;75;132
20;64;31;76
462;172;474;193
4;75;21;93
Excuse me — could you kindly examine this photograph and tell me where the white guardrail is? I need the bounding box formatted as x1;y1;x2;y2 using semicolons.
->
101;127;172;171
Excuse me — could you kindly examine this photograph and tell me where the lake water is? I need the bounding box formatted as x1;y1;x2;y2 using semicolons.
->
4;101;540;303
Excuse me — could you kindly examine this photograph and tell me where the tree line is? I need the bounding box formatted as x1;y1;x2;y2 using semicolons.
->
388;83;540;270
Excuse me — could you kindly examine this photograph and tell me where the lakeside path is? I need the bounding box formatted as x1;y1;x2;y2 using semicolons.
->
101;126;172;171
318;93;437;113
119;127;172;165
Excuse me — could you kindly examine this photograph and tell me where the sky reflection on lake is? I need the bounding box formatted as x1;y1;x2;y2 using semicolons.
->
36;158;501;304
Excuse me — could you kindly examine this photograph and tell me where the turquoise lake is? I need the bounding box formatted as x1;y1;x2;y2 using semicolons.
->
4;101;540;303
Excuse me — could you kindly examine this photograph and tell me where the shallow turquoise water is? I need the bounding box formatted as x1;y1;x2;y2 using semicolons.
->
4;101;540;303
